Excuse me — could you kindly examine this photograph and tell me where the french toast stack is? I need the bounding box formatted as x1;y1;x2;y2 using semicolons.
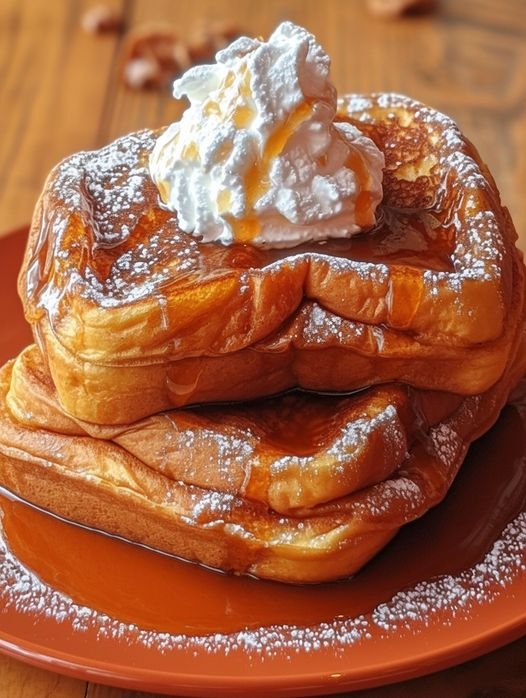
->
0;94;524;583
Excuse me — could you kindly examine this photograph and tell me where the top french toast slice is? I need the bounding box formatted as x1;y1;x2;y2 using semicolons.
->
17;94;525;422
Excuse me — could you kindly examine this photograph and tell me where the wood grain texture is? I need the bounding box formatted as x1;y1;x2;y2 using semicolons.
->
0;0;525;696
86;687;165;698
0;0;525;238
0;653;86;698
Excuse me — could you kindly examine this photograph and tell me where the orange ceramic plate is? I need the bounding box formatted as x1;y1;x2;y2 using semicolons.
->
0;227;525;697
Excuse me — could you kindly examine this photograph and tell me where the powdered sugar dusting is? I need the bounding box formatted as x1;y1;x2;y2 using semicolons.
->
0;510;524;656
31;130;203;314
341;92;508;338
27;92;515;369
57;130;153;248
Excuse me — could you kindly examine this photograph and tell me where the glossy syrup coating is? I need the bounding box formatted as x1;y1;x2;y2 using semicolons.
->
19;93;525;424
0;329;524;584
7;345;464;515
3;88;526;583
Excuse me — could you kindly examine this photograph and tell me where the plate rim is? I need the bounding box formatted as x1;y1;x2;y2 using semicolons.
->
0;615;525;696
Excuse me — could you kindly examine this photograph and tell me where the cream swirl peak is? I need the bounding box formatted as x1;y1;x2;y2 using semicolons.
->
150;21;385;247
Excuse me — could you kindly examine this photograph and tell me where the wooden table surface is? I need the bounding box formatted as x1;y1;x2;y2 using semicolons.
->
0;0;525;696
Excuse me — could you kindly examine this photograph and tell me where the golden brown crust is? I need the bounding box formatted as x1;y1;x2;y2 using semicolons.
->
0;336;524;583
7;345;466;514
18;94;524;424
4;92;526;584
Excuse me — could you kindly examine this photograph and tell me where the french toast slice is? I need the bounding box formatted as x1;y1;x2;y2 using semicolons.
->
19;94;525;424
0;338;523;584
6;345;465;514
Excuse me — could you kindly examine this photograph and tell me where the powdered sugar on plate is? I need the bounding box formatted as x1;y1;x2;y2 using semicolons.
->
0;509;524;658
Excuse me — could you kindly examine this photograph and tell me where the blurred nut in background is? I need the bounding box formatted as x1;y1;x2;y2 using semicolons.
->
172;41;192;73
186;22;217;63
367;0;438;19
187;20;241;61
81;4;124;34
120;20;242;91
123;56;163;90
209;20;242;50
120;26;181;89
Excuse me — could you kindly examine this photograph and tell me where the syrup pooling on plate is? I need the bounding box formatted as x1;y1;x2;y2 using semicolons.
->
0;400;525;639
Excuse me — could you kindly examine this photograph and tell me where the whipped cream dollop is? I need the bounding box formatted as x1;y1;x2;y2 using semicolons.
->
150;21;385;247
